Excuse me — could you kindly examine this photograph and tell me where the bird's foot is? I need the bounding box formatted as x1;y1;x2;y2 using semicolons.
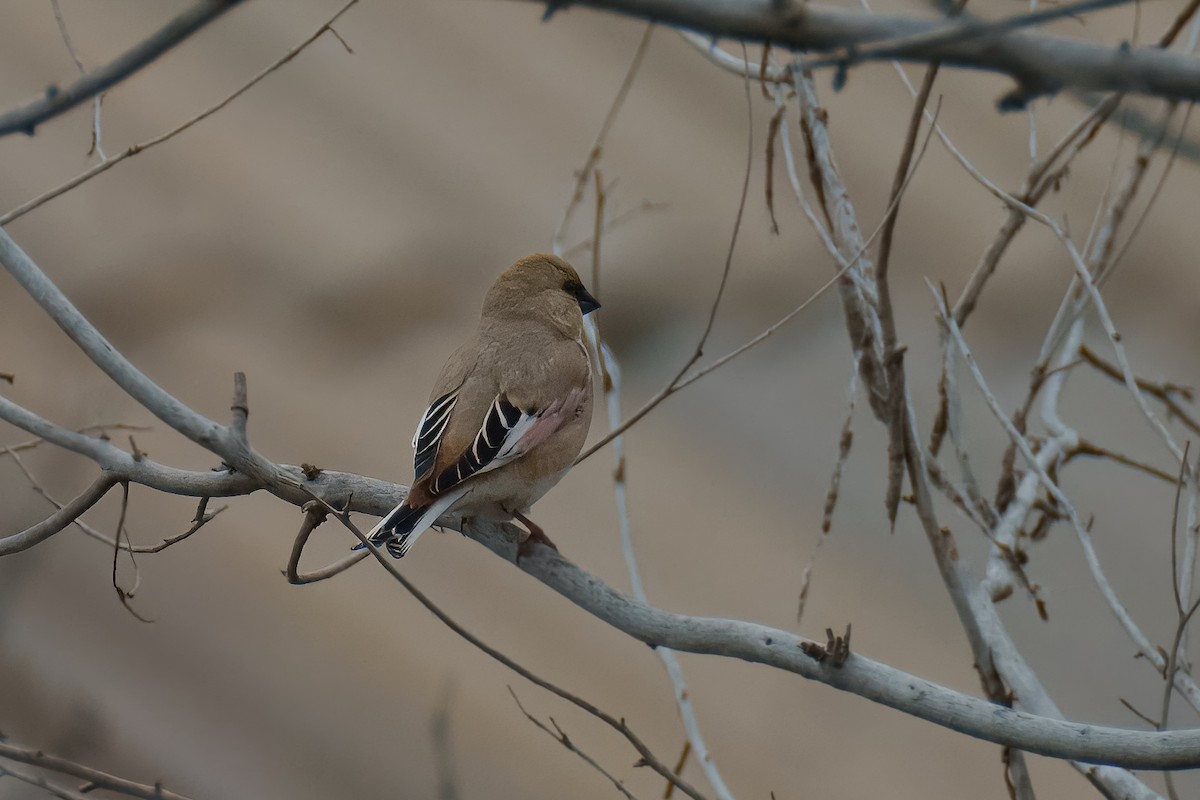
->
513;511;557;559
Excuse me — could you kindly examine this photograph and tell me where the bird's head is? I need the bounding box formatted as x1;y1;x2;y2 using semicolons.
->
487;253;601;319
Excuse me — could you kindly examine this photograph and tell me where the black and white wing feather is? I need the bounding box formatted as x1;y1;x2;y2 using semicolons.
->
412;389;458;479
430;395;539;495
361;392;542;560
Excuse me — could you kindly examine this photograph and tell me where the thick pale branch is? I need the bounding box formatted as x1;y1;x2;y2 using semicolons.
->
0;0;244;137
536;0;1200;105
9;370;1197;770
0;231;228;450
498;530;1200;770
0;227;288;487
7;365;1200;768
0;395;260;497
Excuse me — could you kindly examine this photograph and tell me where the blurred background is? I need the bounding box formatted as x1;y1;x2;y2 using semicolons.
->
2;1;1200;797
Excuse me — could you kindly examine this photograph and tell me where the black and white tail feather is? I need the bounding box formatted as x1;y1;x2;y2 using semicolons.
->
358;387;543;558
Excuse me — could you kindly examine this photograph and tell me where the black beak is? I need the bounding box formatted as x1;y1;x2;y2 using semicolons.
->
573;285;601;316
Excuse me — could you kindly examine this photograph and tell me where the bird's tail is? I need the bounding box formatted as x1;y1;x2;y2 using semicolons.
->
356;488;466;558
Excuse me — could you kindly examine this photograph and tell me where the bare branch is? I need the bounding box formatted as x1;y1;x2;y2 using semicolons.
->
504;525;1200;770
284;500;371;584
7;339;1200;774
576;45;756;465
804;0;1136;77
308;497;711;800
110;481;154;623
874;57;941;528
585;162;733;798
1079;345;1200;435
931;285;1175;684
0;230;234;456
533;0;1200;105
509;688;639;800
787;61;1151;796
0;229;300;492
0;395;258;499
552;23;654;255
0;474;117;556
0;741;192;800
881;0;1196;338
50;0;106;159
0;0;361;226
0;423;150;459
0;0;245;137
0;762;91;800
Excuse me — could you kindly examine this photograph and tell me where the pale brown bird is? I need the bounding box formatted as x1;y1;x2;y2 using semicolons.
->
362;253;599;558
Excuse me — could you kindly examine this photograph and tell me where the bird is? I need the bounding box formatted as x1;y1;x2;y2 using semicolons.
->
360;253;599;559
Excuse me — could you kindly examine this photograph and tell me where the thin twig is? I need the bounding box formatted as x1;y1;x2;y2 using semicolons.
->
0;0;361;225
1079;345;1200;435
1171;445;1192;615
50;0;106;159
284;500;371;584
562;200;670;260
552;24;654;255
509;688;639;800
1068;440;1180;485
665;741;692;799
931;284;1164;669
822;365;860;534
0;741;192;800
581;43;939;465
111;481;154;623
1;473;118;556
582;71;738;795
138;498;228;553
0;0;245;137
576;41;755;466
876;60;940;527
305;493;710;800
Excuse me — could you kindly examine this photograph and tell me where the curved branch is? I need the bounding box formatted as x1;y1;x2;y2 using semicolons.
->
4;225;1197;773
0;231;227;450
0;228;288;487
0;0;245;138
0;474;117;556
8;381;1200;768
535;0;1200;105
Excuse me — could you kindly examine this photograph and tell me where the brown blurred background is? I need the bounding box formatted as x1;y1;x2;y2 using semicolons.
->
2;1;1200;798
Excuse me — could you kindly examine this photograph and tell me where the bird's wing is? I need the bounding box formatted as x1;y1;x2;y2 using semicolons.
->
364;391;569;557
428;394;544;495
417;330;590;497
411;389;458;480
